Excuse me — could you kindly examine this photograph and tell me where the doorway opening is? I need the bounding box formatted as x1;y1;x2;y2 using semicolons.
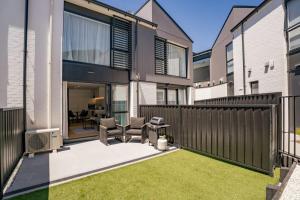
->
66;82;129;140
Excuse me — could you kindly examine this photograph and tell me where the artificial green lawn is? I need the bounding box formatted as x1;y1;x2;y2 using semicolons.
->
12;150;279;200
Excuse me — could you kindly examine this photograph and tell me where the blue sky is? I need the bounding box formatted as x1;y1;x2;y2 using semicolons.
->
100;0;262;52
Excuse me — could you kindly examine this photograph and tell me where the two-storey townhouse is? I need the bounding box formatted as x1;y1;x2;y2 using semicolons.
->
232;0;289;96
134;0;194;109
0;0;193;143
193;6;255;101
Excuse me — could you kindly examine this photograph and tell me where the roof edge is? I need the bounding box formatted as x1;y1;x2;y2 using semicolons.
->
88;0;157;27
135;0;151;15
193;49;212;57
211;5;256;49
152;0;193;43
231;0;272;32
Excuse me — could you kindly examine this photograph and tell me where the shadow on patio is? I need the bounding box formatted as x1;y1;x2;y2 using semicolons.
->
4;138;175;198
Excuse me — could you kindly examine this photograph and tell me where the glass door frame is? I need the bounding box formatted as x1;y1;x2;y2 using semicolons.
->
107;83;129;125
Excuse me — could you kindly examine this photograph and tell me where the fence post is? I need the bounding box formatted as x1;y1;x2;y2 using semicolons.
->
0;109;3;199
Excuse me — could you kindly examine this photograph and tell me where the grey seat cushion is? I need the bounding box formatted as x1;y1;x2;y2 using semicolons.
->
101;118;116;129
130;117;145;129
107;129;122;136
126;129;142;135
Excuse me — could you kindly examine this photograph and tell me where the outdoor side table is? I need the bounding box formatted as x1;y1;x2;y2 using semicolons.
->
83;118;94;129
146;123;170;149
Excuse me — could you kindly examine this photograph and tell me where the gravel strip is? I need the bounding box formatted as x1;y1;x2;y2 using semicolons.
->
280;165;300;200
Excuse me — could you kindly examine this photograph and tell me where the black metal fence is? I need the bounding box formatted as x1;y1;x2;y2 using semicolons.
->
0;108;24;198
140;104;278;175
280;96;300;166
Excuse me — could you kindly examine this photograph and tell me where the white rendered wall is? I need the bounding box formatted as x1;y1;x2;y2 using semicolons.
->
139;82;157;105
194;84;228;101
130;81;137;117
233;0;288;96
26;0;64;135
0;0;25;108
130;81;157;117
232;27;244;95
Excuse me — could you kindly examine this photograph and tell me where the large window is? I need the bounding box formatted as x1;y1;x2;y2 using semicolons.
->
226;42;233;74
63;12;131;68
63;12;110;66
287;0;300;51
157;87;187;105
155;37;187;78
167;43;187;77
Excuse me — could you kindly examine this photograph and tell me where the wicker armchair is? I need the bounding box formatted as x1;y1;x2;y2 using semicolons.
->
99;118;124;145
125;117;147;143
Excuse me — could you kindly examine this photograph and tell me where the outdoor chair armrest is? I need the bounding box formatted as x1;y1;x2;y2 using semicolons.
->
116;124;124;132
124;124;130;130
99;125;107;130
116;124;123;128
141;124;147;129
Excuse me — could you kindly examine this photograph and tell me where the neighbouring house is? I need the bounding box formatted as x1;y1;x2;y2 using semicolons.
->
232;0;289;96
193;6;255;101
0;0;193;142
193;50;211;88
194;0;300;101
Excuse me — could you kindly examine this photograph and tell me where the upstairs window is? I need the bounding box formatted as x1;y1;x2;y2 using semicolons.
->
63;12;110;66
63;12;131;68
167;43;187;77
287;0;300;51
226;42;234;74
155;37;187;78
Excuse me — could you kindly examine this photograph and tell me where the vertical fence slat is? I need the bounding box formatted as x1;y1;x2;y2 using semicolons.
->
253;109;263;169
245;109;253;166
0;108;24;198
211;108;218;156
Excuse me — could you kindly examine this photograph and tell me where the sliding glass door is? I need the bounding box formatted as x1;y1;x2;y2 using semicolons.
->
111;84;129;125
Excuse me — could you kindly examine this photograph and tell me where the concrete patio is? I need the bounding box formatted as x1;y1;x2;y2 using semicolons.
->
4;138;175;198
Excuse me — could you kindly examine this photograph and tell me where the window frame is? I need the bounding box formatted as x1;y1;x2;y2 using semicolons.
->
157;87;187;105
226;42;234;76
155;37;167;75
156;88;166;105
250;81;259;94
63;11;111;67
63;7;132;69
155;37;188;78
286;0;300;54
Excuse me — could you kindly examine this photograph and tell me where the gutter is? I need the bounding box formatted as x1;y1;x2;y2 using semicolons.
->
241;23;246;95
23;0;29;133
86;0;157;28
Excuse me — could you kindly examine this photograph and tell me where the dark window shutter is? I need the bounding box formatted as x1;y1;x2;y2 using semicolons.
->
155;38;167;74
112;18;132;69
